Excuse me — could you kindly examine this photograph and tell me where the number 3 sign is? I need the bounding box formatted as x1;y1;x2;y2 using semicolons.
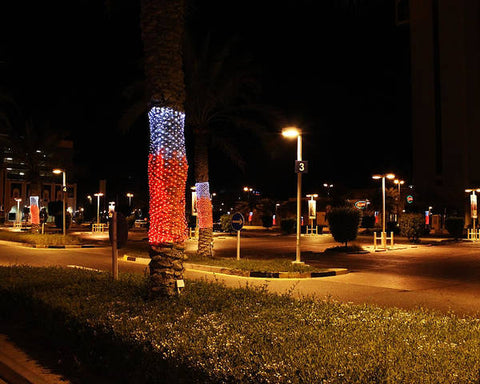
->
295;160;308;174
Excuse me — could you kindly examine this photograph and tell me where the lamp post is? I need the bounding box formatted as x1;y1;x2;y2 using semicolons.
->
306;194;318;234
94;193;104;224
53;169;66;235
394;179;405;220
282;127;303;264
14;198;22;226
372;173;395;248
323;183;334;197
465;188;480;239
126;193;134;208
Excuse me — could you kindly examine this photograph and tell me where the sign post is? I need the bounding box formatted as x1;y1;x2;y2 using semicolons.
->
231;212;244;260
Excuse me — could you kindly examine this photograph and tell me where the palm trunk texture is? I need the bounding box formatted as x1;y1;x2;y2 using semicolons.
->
194;134;213;258
141;0;187;296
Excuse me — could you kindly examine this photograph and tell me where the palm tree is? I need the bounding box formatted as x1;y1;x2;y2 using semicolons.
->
140;0;188;296
184;32;283;257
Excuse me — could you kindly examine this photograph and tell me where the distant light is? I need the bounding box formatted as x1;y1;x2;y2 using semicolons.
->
5;157;12;161
19;172;24;176
282;127;300;138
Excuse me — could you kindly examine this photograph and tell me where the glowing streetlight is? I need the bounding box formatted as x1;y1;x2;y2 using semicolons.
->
53;169;66;235
323;183;334;197
372;173;395;248
394;179;405;217
94;193;104;224
126;193;134;207
282;126;303;263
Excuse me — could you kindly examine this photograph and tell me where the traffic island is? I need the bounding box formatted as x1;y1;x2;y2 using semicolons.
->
121;255;348;278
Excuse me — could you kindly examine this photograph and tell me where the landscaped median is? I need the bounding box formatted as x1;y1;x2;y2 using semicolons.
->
122;254;348;278
1;266;480;383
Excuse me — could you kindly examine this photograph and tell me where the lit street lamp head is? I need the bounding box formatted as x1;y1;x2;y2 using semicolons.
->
53;169;63;174
281;127;300;138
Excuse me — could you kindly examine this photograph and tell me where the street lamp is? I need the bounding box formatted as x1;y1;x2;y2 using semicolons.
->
323;183;334;197
53;169;66;235
465;188;480;240
394;179;405;219
306;194;318;235
14;198;22;226
94;193;104;224
126;193;134;208
372;173;395;248
282;126;303;264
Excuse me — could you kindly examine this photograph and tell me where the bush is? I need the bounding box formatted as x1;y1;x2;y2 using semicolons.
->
220;214;233;232
280;218;296;234
326;207;361;247
386;221;400;235
445;216;465;239
54;211;71;230
398;213;425;242
261;215;273;229
361;215;375;229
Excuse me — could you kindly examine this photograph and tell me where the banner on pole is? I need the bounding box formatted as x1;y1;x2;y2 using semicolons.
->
471;194;478;219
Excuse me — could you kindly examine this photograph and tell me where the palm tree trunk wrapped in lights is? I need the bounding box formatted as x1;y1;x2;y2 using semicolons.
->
141;0;187;296
194;135;213;257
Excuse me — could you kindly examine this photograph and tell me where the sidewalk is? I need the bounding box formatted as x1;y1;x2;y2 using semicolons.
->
0;333;69;384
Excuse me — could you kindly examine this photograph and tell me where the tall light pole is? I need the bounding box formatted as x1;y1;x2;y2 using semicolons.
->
53;169;66;235
126;193;134;208
372;173;395;248
323;183;333;198
465;188;480;239
394;179;405;220
282;127;303;264
14;198;22;226
306;193;318;234
94;193;104;224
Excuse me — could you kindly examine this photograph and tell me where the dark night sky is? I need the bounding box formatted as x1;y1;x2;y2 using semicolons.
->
0;0;411;204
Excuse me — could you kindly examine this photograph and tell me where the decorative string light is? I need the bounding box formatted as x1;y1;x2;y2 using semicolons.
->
148;106;188;244
195;182;213;229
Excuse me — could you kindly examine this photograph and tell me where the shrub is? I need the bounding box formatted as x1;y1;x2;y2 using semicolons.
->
386;221;400;235
361;215;375;229
54;211;71;230
326;207;361;247
280;218;296;234
398;213;425;242
261;215;273;228
445;216;465;239
220;214;233;233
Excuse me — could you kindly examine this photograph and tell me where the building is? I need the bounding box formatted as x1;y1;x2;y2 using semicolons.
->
0;138;77;223
409;1;480;215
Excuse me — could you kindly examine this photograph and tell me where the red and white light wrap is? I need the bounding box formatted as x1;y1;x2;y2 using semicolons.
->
195;182;213;229
148;106;188;244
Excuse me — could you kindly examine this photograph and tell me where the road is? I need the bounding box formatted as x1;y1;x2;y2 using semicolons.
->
1;234;480;317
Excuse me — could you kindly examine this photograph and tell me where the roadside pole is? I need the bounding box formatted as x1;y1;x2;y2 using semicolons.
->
112;212;118;280
231;212;245;261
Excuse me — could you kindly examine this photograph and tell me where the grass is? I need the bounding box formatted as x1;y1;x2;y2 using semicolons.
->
0;230;83;246
122;242;320;272
1;266;480;383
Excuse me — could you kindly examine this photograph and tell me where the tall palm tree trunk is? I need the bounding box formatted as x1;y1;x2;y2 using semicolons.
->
141;0;188;296
194;133;213;257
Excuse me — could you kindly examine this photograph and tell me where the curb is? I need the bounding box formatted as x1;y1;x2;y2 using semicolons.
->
16;243;99;249
121;255;348;278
